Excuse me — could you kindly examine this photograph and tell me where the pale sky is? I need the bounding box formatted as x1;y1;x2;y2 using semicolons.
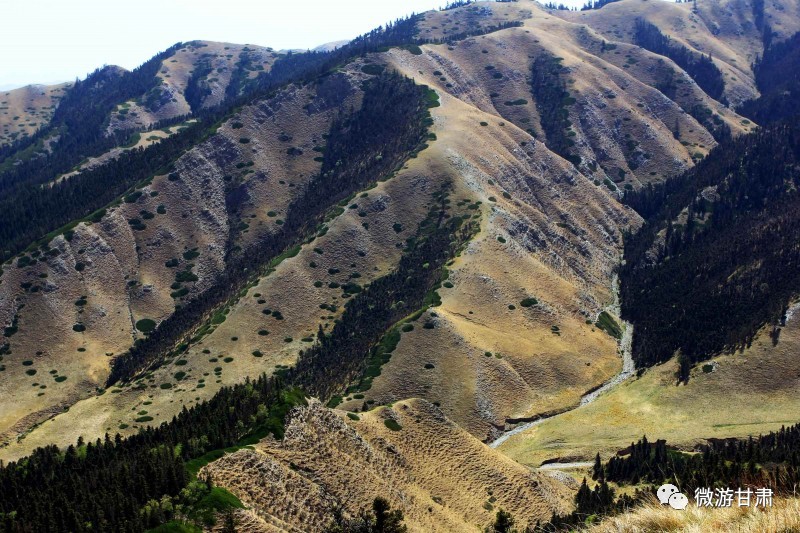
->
0;0;586;90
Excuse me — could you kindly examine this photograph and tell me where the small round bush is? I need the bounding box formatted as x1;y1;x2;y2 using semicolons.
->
135;319;156;333
384;419;402;431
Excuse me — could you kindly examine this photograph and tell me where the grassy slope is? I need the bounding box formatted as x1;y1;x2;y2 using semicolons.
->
586;496;800;533
0;83;70;147
202;398;573;532
500;314;800;467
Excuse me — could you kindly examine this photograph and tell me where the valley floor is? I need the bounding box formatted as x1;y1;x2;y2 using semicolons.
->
500;312;800;467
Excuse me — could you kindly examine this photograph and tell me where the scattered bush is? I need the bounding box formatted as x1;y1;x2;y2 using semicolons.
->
135;319;156;333
384;419;402;431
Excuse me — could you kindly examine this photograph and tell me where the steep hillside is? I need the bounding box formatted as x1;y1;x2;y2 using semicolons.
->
2;1;800;531
202;399;573;532
0;76;358;452
0;83;70;147
107;41;279;132
0;0;778;460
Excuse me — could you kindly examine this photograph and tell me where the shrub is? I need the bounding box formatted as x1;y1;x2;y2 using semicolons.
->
424;363;435;369
384;419;402;431
520;297;538;307
54;376;67;383
239;137;250;144
175;271;198;283
223;357;234;363
135;416;154;423
26;369;37;376
401;324;414;332
135;319;156;333
182;249;200;260
252;350;263;357
72;324;86;332
160;383;172;389
361;64;385;75
258;330;269;336
347;413;360;421
174;371;186;380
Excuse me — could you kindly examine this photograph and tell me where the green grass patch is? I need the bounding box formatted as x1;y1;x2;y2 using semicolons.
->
595;311;622;339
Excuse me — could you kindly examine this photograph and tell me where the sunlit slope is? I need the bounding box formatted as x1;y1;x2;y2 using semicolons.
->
108;41;278;132
557;0;771;106
416;1;750;191
336;68;634;438
0;83;70;147
0;79;354;452
202;399;573;532
2;0;793;464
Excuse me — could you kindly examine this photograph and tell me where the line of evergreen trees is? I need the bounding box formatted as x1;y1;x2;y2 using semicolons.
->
530;52;580;166
739;31;800;124
633;18;726;103
621;122;800;380
0;44;182;192
292;189;478;398
0;7;520;263
597;424;800;495
621;30;800;380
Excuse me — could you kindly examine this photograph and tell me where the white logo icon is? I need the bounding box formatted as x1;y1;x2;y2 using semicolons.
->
668;493;689;510
657;484;680;505
658;484;688;510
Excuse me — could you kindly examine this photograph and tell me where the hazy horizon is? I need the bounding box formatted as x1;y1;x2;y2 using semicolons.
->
1;0;588;90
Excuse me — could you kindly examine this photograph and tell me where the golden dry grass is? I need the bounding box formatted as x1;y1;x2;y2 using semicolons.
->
0;83;69;146
586;496;800;533
108;41;279;132
202;399;573;533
